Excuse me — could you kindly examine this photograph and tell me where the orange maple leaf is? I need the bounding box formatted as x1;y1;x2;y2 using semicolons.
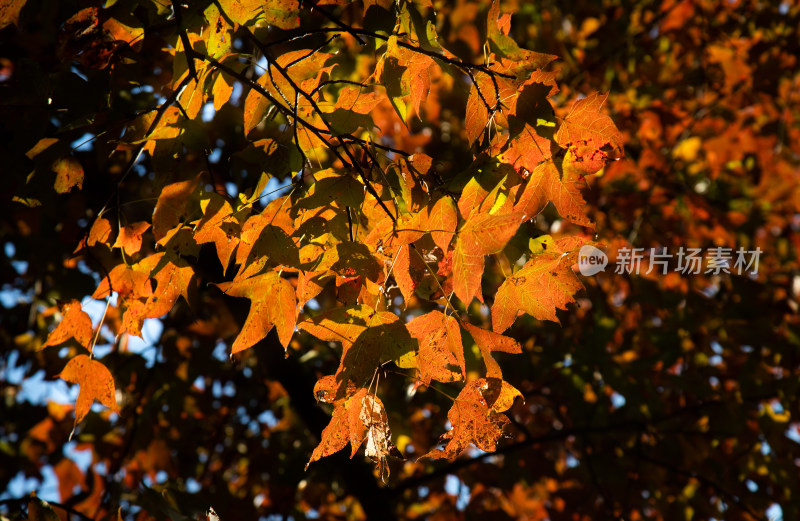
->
59;354;119;426
515;161;592;227
422;378;521;460
492;251;584;333
453;211;522;305
462;322;522;379
216;271;296;353
406;310;464;385
152;176;200;242
113;221;150;256
42;300;93;350
555;92;623;151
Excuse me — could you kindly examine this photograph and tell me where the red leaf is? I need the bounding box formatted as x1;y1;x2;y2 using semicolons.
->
500;124;552;173
392;245;427;305
514;161;592;227
308;387;399;475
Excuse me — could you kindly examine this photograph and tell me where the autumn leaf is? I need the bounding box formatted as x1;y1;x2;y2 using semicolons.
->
216;271;296;352
91;262;153;300
243;72;272;136
142;252;196;321
234;196;297;278
53;156;83;194
193;193;241;272
307;393;352;465
323;241;383;283
58;354;119;426
54;459;86;502
0;0;26;30
113;222;150;256
152;176;200;242
462;322;521;379
500;123;552;173
355;391;402;478
492;250;584;333
422;378;520;460
87;217;113;248
555;92;623;151
220;0;299;29
514;161;592;227
453;211;522;305
406;310;464;385
465;74;516;144
335;313;416;388
427;196;457;252
308;387;399;474
42;300;93;350
562;140;610;176
299;304;377;348
392;245;427;305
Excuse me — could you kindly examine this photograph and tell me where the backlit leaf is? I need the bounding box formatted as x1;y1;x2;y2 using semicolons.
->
555;92;623;151
453;211;522;305
59;354;118;426
427;196;457;252
113;221;150;256
216;271;296;352
461;322;521;379
87;217;113;248
152;176;200;242
406;310;464;385
492;251;584;333
422;378;520;460
42;300;93;350
194;194;240;273
53;157;83;194
0;0;26;30
514;161;592;227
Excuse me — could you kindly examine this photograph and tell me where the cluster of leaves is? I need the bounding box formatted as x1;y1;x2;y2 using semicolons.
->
12;0;621;473
2;0;800;520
